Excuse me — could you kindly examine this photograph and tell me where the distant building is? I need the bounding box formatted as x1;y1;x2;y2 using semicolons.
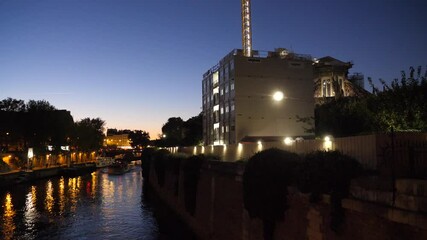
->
202;48;315;145
314;56;369;104
104;134;132;149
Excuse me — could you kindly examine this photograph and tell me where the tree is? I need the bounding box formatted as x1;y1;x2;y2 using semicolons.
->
182;112;203;146
315;97;373;137
26;100;56;112
128;130;150;148
316;66;427;136
161;117;184;147
159;113;203;147
73;118;105;152
369;66;427;131
0;98;26;112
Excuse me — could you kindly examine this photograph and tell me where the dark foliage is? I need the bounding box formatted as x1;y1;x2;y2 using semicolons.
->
72;118;105;152
158;112;203;147
316;66;427;136
243;148;301;240
315;97;373;137
128;130;150;148
297;151;363;231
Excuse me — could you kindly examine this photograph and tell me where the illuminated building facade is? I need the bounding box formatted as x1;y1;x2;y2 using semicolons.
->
104;134;132;149
313;56;368;104
202;48;315;145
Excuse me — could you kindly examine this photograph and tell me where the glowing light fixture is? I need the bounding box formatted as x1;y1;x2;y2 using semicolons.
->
323;135;333;151
273;91;284;101
284;137;294;146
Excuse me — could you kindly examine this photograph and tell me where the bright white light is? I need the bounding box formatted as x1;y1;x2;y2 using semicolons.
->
284;137;293;146
323;136;333;151
273;91;284;101
28;148;34;159
257;141;262;145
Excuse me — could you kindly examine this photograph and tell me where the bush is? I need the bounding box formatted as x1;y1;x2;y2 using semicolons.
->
243;148;301;240
297;150;363;231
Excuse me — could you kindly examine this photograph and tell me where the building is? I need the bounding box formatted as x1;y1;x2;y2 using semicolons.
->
202;48;315;145
104;134;132;149
314;56;369;104
201;0;368;146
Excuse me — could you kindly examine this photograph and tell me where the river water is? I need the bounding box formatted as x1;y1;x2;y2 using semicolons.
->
0;166;187;240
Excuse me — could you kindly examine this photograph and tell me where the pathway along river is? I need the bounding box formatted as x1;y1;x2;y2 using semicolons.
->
0;166;193;240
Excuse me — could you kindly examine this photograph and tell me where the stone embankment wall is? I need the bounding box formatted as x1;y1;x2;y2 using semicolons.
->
148;161;427;240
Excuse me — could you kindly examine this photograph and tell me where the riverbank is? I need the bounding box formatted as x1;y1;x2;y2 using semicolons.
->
0;162;96;189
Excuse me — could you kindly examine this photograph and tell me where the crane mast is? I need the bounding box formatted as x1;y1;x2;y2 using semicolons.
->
241;0;252;57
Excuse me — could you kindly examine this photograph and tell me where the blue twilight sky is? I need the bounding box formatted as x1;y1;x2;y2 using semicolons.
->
1;0;426;138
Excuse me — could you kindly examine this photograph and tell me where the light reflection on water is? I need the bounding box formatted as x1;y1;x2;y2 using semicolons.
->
0;167;161;240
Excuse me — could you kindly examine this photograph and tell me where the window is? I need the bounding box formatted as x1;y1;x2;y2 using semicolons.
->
230;83;234;91
322;79;332;97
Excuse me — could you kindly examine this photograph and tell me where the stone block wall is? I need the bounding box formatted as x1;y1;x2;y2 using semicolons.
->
148;161;427;240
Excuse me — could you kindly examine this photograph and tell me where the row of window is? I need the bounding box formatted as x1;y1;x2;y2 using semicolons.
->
202;82;235;107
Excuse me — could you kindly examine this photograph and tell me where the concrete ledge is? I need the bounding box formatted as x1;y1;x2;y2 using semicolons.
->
343;198;427;231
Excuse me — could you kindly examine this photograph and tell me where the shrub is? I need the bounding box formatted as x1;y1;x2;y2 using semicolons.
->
243;148;301;240
297;150;363;231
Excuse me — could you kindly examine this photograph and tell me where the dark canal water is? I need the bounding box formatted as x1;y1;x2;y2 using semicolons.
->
0;166;189;240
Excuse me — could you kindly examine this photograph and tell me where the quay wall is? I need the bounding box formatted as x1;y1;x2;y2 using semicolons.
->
148;160;427;240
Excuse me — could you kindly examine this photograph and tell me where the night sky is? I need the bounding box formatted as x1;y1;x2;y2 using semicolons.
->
1;0;426;138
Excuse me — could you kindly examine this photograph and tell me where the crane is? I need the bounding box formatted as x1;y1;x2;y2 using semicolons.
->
241;0;252;57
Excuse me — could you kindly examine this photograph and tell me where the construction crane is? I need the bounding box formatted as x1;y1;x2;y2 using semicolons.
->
241;0;252;57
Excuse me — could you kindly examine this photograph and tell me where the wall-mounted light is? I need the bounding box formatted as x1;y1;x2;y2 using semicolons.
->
323;135;333;151
273;91;284;101
284;137;294;146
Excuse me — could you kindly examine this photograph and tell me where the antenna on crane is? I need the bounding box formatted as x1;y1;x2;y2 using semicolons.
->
241;0;252;57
